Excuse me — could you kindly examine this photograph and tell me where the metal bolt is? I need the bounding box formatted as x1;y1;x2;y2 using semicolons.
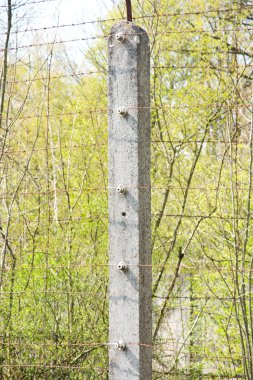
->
117;107;128;117
117;185;127;194
118;262;128;272
115;32;125;42
114;340;127;351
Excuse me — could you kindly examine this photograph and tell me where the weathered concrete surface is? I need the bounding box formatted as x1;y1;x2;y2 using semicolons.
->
108;21;151;380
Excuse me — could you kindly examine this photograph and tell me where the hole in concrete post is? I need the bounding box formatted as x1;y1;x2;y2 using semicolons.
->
121;212;126;217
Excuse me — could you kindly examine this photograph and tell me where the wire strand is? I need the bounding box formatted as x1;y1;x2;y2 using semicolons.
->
2;26;253;52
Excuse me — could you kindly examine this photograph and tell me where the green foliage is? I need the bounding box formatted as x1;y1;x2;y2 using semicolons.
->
1;0;253;378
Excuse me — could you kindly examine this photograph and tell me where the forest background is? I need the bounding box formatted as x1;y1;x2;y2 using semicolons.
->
0;0;253;379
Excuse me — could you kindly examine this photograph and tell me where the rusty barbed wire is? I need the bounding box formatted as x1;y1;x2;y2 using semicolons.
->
0;213;252;223
3;64;253;86
0;341;107;347
153;64;253;70
0;363;109;371
2;27;253;53
3;104;252;122
153;213;253;220
0;184;252;198
2;262;253;273
3;138;252;155
4;142;106;154
0;342;253;362
3;135;253;154
1;291;252;302
0;211;251;229
0;0;57;7
0;290;108;296
0;4;251;25
153;295;253;301
4;70;105;85
0;186;246;200
0;337;251;349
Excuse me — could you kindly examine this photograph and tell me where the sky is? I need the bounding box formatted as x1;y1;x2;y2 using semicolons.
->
0;0;121;65
26;0;119;33
42;0;111;27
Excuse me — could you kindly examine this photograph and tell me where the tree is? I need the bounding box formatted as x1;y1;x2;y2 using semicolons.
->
1;0;253;379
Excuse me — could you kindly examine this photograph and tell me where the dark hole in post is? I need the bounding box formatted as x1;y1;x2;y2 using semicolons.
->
122;212;126;217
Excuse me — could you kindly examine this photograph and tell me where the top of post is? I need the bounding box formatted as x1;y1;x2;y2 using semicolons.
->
108;21;149;50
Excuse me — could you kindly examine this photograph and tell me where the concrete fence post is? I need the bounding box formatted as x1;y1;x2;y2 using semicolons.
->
108;21;151;379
